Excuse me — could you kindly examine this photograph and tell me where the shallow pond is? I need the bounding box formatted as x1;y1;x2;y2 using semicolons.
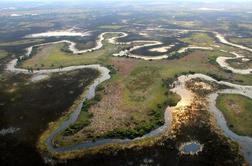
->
179;141;203;155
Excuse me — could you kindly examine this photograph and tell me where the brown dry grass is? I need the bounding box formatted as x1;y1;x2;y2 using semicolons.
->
111;57;138;75
59;81;138;144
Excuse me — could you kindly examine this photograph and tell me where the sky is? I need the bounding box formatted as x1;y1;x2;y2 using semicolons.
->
1;0;251;9
2;0;252;2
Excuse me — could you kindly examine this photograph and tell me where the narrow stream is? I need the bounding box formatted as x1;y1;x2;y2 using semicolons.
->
4;29;252;164
174;73;252;165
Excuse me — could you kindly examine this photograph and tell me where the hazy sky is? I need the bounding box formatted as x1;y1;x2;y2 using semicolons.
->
3;0;252;2
1;0;251;7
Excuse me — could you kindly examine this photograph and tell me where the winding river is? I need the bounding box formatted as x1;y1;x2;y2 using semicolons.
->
4;29;252;165
173;74;252;165
5;30;176;153
216;51;252;75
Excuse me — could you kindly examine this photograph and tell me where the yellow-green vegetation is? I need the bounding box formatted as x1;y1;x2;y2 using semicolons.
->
38;123;168;160
123;65;165;108
0;50;8;59
54;63;181;146
171;21;200;28
216;21;231;31
227;58;252;69
0;39;45;46
51;50;252;147
206;50;233;65
62;94;101;136
23;33;252;158
180;33;214;46
216;94;252;137
20;37;125;69
103;65;180;138
229;37;252;48
99;25;124;29
18;22;55;29
63;111;93;136
230;37;252;44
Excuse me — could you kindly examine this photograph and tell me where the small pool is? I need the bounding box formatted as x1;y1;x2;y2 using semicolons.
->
179;141;203;155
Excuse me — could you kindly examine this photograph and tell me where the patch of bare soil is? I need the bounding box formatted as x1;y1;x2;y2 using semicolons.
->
62;81;136;142
111;58;137;75
228;100;241;114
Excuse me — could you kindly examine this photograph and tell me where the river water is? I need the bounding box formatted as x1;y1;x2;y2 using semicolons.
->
5;29;252;165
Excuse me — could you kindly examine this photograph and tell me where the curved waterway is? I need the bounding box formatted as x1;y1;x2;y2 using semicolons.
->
216;51;252;75
46;72;252;165
5;31;175;153
112;30;250;63
173;74;252;165
46;106;173;153
213;32;252;52
165;29;252;74
212;31;252;75
4;30;252;164
17;29;252;71
23;31;168;60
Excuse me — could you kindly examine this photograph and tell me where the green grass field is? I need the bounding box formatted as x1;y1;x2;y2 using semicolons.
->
20;42;122;69
227;58;252;69
19;33;252;146
180;33;215;46
229;37;252;48
0;50;8;59
63;111;93;136
216;94;252;137
0;39;45;46
170;21;199;28
99;25;124;30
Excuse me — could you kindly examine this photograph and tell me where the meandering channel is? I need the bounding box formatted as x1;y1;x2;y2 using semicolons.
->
165;29;252;74
5;30;176;153
173;74;252;165
16;29;252;72
4;29;252;165
216;51;252;74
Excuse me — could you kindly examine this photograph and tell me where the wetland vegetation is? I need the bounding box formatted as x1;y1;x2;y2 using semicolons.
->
1;0;252;166
217;94;252;137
